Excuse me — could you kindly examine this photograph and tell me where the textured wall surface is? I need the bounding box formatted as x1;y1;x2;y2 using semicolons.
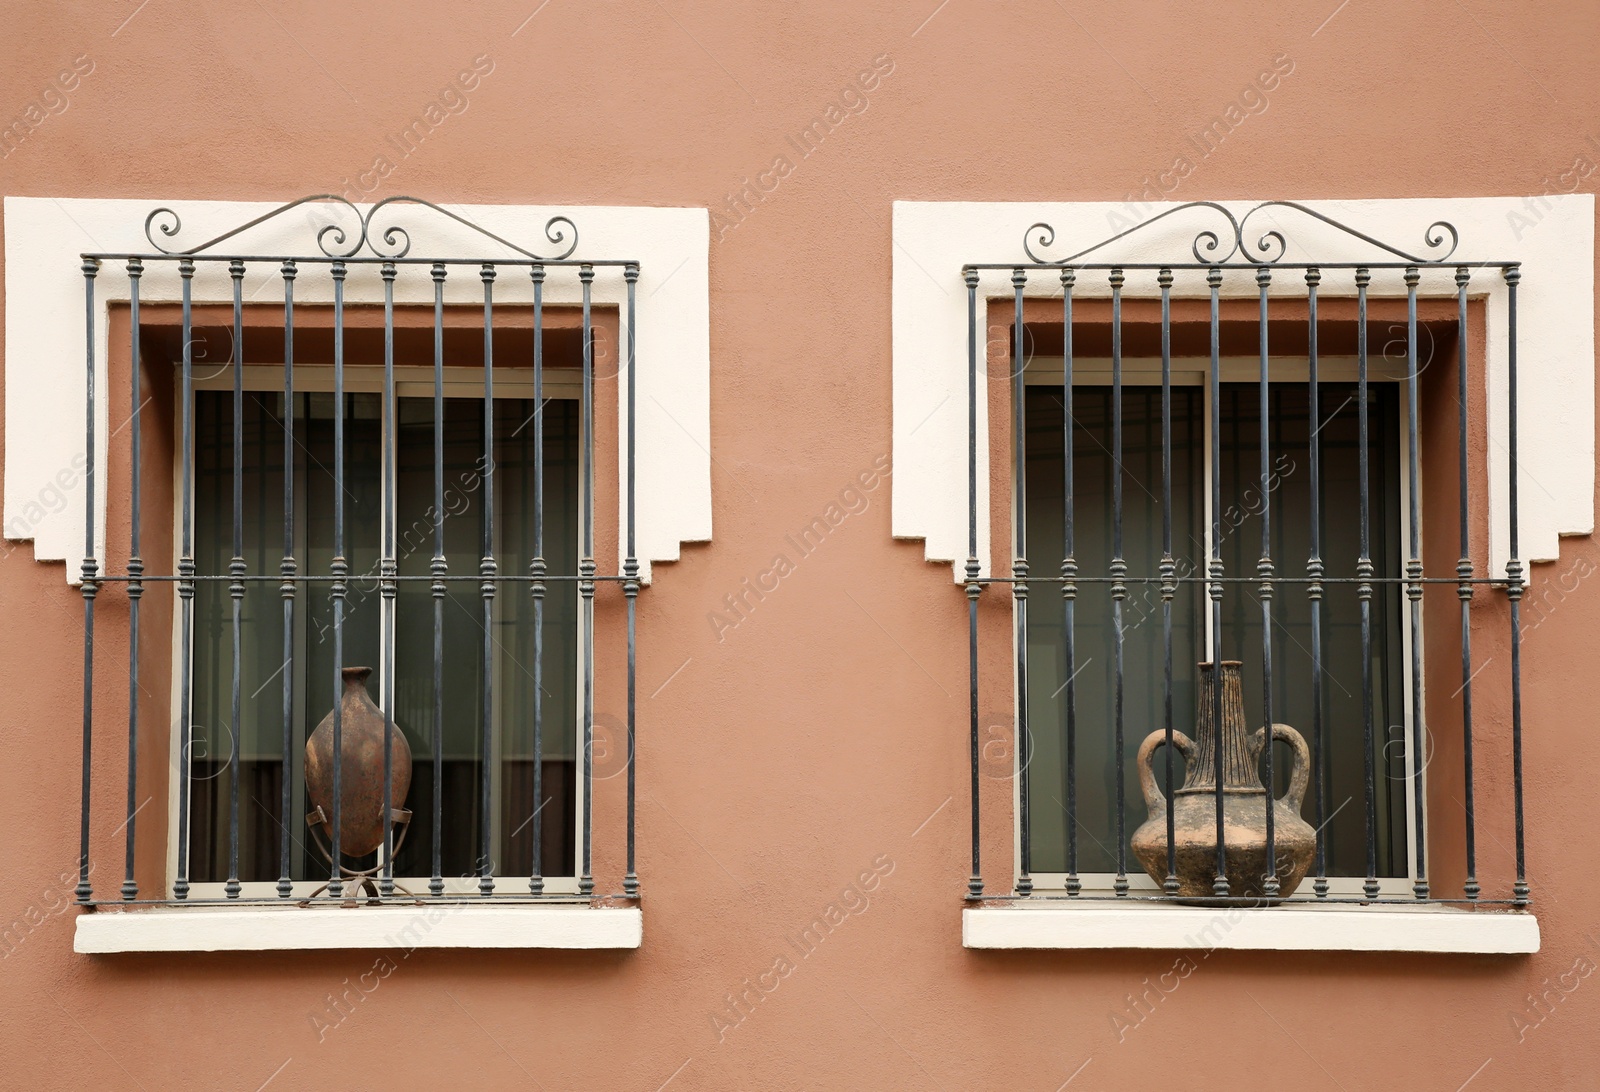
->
2;3;1598;1088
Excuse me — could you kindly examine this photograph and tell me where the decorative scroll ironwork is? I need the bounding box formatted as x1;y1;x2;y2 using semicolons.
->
142;194;580;261
1019;199;1460;267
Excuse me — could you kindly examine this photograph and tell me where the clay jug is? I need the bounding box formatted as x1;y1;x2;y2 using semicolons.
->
304;667;412;858
1130;661;1316;904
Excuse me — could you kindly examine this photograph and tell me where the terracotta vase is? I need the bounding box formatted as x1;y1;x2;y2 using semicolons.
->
304;667;412;859
1129;661;1316;904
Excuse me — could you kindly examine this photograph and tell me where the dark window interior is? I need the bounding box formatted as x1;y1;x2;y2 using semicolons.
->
1023;380;1408;879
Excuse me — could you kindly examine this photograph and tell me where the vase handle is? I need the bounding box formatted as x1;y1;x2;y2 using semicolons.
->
1252;723;1311;814
1137;728;1195;820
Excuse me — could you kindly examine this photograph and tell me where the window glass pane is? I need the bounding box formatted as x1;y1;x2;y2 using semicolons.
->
1024;385;1203;877
491;397;580;880
1023;380;1407;881
1216;382;1407;878
392;396;579;881
191;389;579;885
190;390;289;883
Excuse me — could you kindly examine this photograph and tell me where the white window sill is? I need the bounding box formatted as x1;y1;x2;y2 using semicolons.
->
963;903;1538;954
75;905;641;953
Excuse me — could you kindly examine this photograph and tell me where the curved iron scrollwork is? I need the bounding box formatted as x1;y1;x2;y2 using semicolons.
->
1022;199;1459;266
143;194;580;261
1024;201;1244;266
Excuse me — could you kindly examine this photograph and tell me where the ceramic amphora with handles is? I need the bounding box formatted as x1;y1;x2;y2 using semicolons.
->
1130;661;1317;904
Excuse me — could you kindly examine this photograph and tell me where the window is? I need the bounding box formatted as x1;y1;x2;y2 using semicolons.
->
954;201;1534;913
71;196;649;913
187;382;581;892
1023;370;1410;889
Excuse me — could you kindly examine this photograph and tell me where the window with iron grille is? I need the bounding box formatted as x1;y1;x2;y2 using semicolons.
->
72;197;644;907
1022;376;1410;891
959;202;1531;909
186;365;582;892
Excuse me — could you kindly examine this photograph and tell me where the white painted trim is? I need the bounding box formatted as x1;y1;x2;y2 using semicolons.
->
892;197;1596;579
75;905;641;952
962;905;1538;954
2;197;713;582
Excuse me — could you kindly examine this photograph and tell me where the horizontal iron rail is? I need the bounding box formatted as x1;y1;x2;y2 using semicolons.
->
83;894;633;908
82;253;637;268
975;894;1532;907
976;575;1514;586
961;261;1519;272
90;573;640;583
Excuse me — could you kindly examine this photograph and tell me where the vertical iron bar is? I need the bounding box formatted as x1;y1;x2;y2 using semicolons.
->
1061;268;1078;898
278;260;297;899
77;258;99;904
429;263;446;897
1208;265;1227;899
1110;267;1128;897
380;261;398;897
329;259;347;900
965;267;982;900
579;264;598;890
1159;267;1176;897
123;258;144;901
1306;268;1327;898
529;264;546;895
1011;269;1031;897
1456;266;1479;900
1258;265;1278;899
1357;267;1378;901
624;264;640;897
1404;266;1428;900
226;260;245;899
1504;264;1528;907
480;263;498;896
175;257;196;901
579;265;596;897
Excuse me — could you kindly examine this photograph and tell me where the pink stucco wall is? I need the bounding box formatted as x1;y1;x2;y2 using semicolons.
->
3;3;1599;1087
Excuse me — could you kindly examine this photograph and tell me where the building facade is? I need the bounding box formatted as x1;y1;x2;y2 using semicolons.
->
3;3;1598;1088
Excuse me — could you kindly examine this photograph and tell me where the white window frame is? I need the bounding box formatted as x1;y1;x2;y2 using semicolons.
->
2;198;696;950
892;197;1595;583
2;197;712;584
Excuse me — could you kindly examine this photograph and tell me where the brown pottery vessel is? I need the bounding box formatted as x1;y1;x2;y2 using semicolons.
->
1130;661;1316;904
304;666;412;858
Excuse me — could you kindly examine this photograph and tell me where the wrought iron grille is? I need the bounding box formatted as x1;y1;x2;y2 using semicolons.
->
962;201;1530;907
74;196;643;905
